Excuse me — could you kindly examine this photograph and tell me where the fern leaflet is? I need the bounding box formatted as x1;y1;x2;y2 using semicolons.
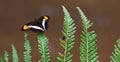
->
37;33;50;62
11;44;19;62
57;5;76;62
76;7;99;62
4;51;9;62
23;33;32;62
0;57;4;62
111;39;120;62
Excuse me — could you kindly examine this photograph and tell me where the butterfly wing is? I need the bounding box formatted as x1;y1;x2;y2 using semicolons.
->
37;16;49;30
21;16;50;32
21;21;44;32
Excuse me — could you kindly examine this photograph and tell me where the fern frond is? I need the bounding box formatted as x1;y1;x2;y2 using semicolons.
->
37;33;50;62
76;7;99;62
23;33;32;62
110;39;120;62
0;57;4;62
57;5;76;62
11;44;19;62
4;51;9;62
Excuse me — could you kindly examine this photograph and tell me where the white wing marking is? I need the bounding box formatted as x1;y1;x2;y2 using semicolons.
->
28;25;44;31
42;19;46;30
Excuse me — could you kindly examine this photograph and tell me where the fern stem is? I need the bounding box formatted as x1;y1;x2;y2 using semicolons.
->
64;41;68;62
86;32;89;62
41;38;46;62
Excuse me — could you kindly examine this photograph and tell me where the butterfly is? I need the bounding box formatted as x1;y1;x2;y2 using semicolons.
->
21;16;50;32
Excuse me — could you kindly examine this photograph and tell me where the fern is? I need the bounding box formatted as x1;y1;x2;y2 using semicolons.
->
4;51;9;62
0;57;4;62
110;39;120;62
76;7;99;62
57;5;76;62
23;33;32;62
37;33;50;62
11;44;19;62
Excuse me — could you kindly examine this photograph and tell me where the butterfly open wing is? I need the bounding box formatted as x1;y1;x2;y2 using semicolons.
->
21;16;50;33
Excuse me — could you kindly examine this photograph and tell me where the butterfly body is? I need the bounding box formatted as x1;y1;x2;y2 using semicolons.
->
21;16;49;32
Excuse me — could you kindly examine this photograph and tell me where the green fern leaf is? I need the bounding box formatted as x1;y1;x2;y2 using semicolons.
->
4;51;9;62
37;33;50;62
76;7;99;62
0;57;4;62
23;33;32;62
11;44;19;62
57;5;76;62
110;39;120;62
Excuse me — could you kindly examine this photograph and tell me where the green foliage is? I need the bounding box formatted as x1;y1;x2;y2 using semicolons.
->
0;57;4;62
110;39;120;62
1;5;120;62
24;33;32;62
37;33;50;62
57;6;76;62
11;44;19;62
4;51;9;62
76;7;99;62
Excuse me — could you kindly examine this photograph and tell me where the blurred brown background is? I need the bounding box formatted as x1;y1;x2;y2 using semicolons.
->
0;0;120;62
